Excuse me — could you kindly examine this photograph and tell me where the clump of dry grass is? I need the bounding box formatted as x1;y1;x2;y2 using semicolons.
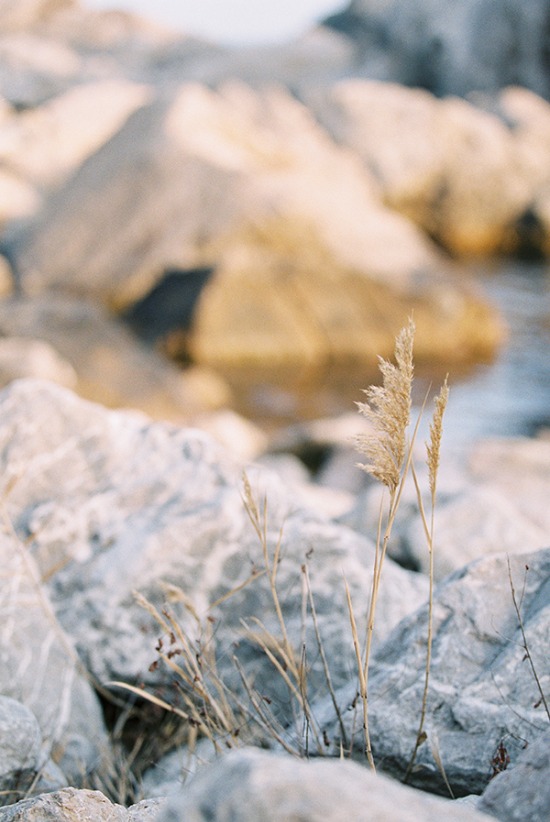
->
405;377;449;781
110;318;449;784
109;478;345;767
350;318;449;773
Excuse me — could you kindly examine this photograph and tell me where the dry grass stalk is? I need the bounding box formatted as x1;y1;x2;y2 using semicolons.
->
352;318;415;769
405;377;449;782
506;557;550;723
302;563;348;749
118;475;336;763
114;321;452;778
352;320;449;778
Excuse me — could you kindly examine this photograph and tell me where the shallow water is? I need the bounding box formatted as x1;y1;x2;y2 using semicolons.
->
435;259;550;447
225;259;550;447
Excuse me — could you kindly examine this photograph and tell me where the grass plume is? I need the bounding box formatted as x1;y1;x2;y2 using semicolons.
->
351;317;416;768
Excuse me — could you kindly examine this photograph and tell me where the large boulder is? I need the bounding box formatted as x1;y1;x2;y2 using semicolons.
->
0;789;163;822
5;81;503;369
303;79;545;256
158;747;494;822
0;32;82;108
324;0;550;100
0;379;428;722
493;86;550;254
315;548;550;796
0;525;110;785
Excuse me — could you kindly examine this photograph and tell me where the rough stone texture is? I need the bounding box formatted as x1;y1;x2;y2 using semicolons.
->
0;788;163;822
325;0;550;101
5;81;502;368
0;696;42;794
0;294;231;421
158;748;495;822
315;548;550;796
303;79;539;255
0;379;428;722
478;727;550;822
345;436;550;579
0;526;110;785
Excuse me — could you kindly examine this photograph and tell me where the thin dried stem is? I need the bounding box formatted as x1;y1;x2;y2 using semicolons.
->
344;577;373;769
405;379;449;782
507;557;550;722
303;563;348;748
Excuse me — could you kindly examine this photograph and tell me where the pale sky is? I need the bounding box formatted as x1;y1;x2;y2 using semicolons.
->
85;0;347;45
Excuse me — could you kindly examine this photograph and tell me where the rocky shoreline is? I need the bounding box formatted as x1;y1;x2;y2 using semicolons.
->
0;1;549;820
0;378;548;821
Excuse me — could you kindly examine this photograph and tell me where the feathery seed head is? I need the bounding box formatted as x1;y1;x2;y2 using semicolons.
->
427;377;449;497
355;319;415;490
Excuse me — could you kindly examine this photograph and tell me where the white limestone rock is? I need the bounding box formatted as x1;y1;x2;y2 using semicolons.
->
0;527;110;786
0;379;428;723
478;727;550;822
0;788;164;822
314;548;550;796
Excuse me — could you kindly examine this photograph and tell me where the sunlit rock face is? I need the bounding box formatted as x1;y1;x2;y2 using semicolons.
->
5;81;503;372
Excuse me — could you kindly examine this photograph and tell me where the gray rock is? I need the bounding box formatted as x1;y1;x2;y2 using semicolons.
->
4;80;501;369
0;32;82;109
315;548;550;796
0;379;428;737
0;697;66;800
346;436;550;579
478;727;550;821
0;526;110;786
0;788;163;821
141;738;218;798
0;696;42;796
325;0;550;100
158;747;495;822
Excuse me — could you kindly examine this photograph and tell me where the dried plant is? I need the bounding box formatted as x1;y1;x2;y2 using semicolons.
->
405;377;449;782
351;317;416;769
351;319;449;775
111;475;345;767
506;558;550;723
111;318;449;785
355;318;415;493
